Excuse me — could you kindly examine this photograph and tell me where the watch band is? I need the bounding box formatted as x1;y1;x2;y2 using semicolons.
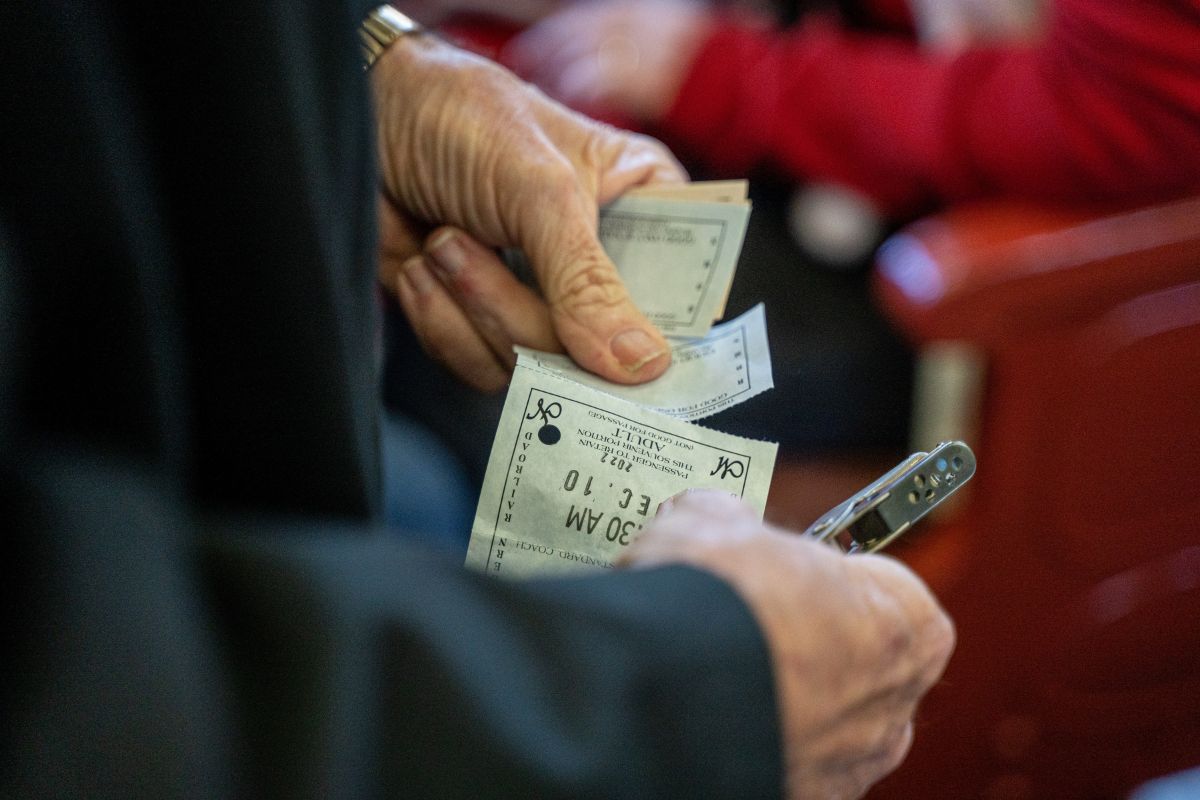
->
359;6;425;70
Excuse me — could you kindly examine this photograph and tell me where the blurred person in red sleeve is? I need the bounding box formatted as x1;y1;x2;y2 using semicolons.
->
504;0;1200;220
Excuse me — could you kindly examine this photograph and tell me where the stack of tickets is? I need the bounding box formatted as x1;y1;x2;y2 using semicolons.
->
608;179;750;338
464;181;780;578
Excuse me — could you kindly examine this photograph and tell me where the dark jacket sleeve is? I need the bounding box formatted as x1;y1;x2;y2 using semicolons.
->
205;523;781;798
2;445;781;798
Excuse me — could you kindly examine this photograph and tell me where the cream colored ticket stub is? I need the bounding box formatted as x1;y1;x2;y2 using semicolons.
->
622;181;749;320
626;179;749;204
464;362;778;578
599;195;750;338
514;304;772;421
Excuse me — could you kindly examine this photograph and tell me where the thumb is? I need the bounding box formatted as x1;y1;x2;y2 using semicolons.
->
524;194;670;384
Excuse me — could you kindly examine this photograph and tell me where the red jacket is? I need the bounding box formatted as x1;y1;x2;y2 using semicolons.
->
657;1;1200;215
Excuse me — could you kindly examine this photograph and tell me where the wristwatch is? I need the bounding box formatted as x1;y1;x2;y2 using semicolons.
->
359;5;426;70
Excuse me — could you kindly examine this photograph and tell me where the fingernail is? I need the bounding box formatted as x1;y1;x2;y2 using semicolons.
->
398;256;435;296
426;229;467;275
611;328;665;373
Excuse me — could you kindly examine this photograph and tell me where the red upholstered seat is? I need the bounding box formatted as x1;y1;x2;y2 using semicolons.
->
864;197;1200;799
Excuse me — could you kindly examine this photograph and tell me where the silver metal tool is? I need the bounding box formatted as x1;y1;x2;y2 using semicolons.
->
803;441;977;554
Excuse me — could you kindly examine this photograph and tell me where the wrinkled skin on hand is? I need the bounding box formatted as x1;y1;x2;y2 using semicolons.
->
623;491;956;800
371;37;687;391
506;0;715;123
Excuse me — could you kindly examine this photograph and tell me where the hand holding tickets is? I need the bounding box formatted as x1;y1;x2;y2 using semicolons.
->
460;180;955;798
600;180;750;338
516;303;772;421
466;181;778;577
463;353;778;577
376;39;688;389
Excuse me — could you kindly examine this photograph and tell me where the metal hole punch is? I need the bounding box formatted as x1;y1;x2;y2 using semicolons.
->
802;441;977;554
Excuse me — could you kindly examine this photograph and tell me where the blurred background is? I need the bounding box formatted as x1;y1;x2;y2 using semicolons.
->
383;1;1200;796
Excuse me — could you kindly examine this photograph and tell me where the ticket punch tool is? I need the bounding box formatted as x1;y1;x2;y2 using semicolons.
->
803;441;977;554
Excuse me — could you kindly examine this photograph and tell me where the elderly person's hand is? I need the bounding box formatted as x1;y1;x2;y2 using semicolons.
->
371;35;687;392
505;0;715;123
910;0;1045;52
623;491;955;800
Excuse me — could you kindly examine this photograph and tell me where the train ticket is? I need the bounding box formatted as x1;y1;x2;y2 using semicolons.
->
626;179;749;204
599;195;751;338
513;304;773;421
464;358;778;578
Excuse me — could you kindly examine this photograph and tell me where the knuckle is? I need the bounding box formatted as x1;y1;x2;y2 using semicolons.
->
874;610;917;662
925;608;957;670
835;720;913;799
551;258;627;315
537;160;584;206
629;130;671;158
879;722;915;775
859;557;954;667
506;155;585;227
505;137;577;193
